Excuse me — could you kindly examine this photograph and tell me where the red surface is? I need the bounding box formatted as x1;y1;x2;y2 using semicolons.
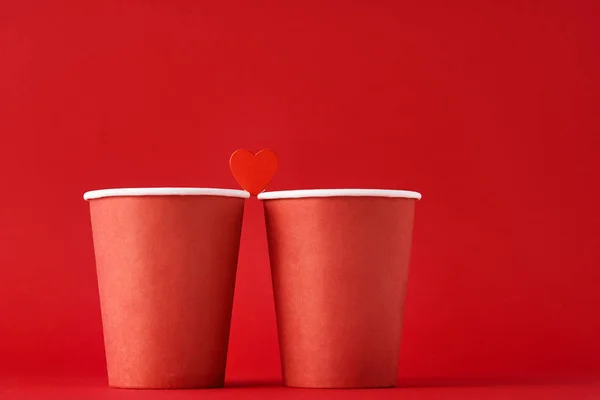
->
1;0;599;390
2;378;600;400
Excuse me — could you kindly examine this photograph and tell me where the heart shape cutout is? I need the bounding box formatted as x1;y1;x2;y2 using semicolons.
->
229;149;279;195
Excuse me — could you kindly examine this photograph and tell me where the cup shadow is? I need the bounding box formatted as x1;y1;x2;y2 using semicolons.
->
225;380;282;388
225;377;600;389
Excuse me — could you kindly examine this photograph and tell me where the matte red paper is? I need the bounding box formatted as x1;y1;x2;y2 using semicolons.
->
88;195;245;389
229;149;279;195
263;196;417;389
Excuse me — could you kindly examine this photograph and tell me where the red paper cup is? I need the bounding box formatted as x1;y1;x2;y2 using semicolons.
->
84;188;249;389
258;189;422;389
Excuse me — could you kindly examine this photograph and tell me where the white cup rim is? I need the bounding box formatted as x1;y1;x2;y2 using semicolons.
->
83;187;250;201
257;189;422;200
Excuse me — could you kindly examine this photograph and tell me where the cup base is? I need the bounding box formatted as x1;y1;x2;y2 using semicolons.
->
283;379;397;389
108;378;225;390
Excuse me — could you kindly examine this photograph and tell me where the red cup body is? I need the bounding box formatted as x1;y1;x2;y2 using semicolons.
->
263;196;417;388
89;195;245;389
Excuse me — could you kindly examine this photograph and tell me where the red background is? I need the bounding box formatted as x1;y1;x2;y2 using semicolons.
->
1;0;599;389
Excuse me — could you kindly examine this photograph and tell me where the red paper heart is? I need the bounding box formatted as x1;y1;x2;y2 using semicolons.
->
229;149;279;195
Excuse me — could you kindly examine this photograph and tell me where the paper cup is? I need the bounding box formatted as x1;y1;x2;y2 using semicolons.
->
258;189;421;389
84;188;249;389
